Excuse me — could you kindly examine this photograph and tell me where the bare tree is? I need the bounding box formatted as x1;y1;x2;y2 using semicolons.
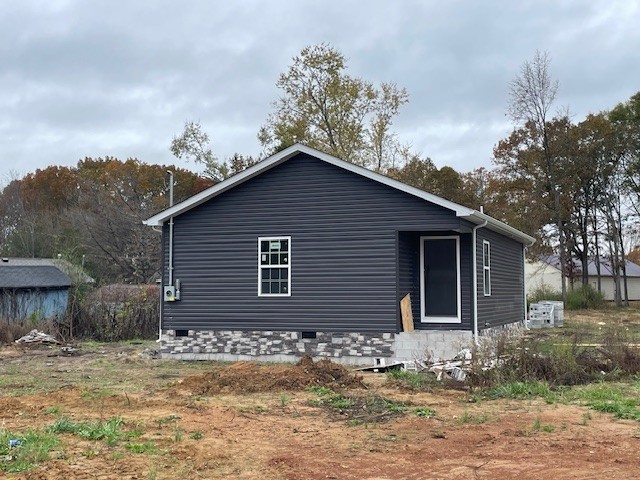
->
507;51;569;298
171;121;228;181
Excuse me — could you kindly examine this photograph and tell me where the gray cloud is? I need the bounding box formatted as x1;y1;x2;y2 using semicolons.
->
1;0;638;184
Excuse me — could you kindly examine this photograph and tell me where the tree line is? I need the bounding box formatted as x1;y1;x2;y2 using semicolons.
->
0;159;212;283
1;45;638;302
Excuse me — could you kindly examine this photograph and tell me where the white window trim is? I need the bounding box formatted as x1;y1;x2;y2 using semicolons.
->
257;236;291;297
420;235;461;323
483;240;491;297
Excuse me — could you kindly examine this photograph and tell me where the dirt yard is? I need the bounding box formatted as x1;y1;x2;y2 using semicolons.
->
1;338;640;479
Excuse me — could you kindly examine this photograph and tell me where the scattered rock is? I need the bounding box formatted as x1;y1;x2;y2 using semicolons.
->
139;348;161;359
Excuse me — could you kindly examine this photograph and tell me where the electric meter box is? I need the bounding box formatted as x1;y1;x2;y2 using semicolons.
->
164;285;176;301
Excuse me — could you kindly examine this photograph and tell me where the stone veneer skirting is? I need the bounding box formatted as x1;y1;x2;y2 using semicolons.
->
160;329;475;365
479;320;526;339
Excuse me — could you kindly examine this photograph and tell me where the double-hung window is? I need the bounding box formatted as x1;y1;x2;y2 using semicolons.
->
258;237;291;296
483;240;491;296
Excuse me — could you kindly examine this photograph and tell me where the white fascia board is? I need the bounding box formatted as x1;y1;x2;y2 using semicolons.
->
462;210;536;245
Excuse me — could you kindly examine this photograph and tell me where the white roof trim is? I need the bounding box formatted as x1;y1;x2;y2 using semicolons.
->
144;143;535;245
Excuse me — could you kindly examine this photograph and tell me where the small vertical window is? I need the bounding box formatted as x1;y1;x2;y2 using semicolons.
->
258;236;291;296
483;240;491;296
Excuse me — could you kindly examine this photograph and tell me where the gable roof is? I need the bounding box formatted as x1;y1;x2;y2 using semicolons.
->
0;258;94;285
144;144;535;245
537;255;640;278
0;264;72;289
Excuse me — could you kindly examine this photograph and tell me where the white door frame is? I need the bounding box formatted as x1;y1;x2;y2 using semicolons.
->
419;235;461;323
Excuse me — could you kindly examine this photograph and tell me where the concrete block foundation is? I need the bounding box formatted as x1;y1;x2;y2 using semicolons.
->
160;329;475;365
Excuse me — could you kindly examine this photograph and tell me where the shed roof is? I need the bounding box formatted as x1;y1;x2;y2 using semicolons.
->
0;258;94;284
0;265;72;289
144;144;535;245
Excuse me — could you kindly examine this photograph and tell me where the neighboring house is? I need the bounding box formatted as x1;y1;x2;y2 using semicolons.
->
144;144;535;364
0;258;73;321
526;255;640;301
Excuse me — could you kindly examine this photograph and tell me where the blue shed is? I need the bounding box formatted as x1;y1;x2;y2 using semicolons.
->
0;259;72;321
145;144;535;364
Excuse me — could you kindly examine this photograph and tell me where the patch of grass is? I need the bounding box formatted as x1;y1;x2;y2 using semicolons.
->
173;427;184;442
385;400;407;413
189;430;204;440
156;415;181;427
0;427;61;473
483;381;555;401
531;415;555;433
47;417;77;434
125;442;159;454
588;398;640;420
82;448;99;459
127;423;145;439
43;405;61;415
237;404;267;414
415;407;437;418
457;410;490;425
325;395;356;409
47;417;125;446
279;392;291;406
79;417;123;445
532;416;541;431
147;465;158;480
386;370;436;391
555;383;640;421
307;386;334;396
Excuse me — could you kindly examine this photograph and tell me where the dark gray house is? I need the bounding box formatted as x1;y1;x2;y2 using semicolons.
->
145;144;535;364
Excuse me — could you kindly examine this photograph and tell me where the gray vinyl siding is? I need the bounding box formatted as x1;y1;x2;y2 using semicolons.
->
397;231;473;331
476;228;525;328
162;153;464;333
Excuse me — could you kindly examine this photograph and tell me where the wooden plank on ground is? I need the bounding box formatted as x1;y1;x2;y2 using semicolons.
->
400;293;414;332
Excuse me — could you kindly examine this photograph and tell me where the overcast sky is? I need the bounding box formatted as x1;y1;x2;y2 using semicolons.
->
1;0;639;184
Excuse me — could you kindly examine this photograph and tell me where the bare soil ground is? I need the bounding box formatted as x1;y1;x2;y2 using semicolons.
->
1;327;640;479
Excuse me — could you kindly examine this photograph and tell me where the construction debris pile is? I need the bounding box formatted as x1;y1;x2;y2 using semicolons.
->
15;330;59;345
182;355;365;395
427;348;473;382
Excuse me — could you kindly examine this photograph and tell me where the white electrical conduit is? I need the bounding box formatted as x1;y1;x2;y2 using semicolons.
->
159;171;175;343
